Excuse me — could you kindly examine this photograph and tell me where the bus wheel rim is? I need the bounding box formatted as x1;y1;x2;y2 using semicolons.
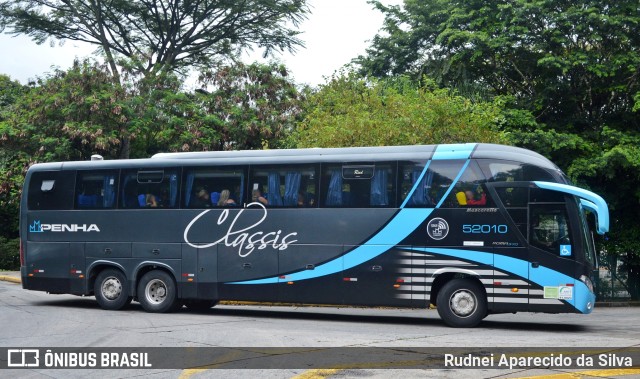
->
102;277;122;300
145;279;167;304
449;289;476;317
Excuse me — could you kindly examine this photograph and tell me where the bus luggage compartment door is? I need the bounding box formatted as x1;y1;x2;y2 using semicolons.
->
23;242;70;293
187;245;217;300
217;242;278;302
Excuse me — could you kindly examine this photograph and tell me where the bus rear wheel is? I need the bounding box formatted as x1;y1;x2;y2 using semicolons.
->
137;270;180;313
436;278;487;328
95;268;132;310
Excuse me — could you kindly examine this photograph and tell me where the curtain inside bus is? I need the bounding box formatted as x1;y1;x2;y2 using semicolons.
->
284;171;301;206
408;168;433;206
370;168;388;206
326;169;343;206
267;171;283;206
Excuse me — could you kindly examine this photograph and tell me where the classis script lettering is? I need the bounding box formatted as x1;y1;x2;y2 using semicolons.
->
184;202;298;257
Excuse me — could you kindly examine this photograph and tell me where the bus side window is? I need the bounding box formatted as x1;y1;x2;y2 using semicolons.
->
495;187;528;237
75;170;118;209
322;163;395;208
529;204;573;257
446;161;489;207
121;169;178;209
27;171;75;210
429;161;465;207
250;165;318;208
400;161;433;207
478;160;556;182
183;167;245;208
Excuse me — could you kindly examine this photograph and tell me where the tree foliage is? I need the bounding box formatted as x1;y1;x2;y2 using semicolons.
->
195;62;306;150
0;61;305;231
1;60;130;162
0;0;309;82
295;73;506;148
358;0;640;298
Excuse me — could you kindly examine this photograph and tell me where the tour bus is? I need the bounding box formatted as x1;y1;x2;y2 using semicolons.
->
19;143;608;327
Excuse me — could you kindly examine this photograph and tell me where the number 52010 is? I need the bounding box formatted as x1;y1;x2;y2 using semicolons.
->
462;224;508;234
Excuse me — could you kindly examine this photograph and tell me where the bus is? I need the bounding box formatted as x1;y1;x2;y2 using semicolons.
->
19;143;608;327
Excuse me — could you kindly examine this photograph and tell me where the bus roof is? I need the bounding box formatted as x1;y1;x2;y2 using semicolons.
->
27;143;560;171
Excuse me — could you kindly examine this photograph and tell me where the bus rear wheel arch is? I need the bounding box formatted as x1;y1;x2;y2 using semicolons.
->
137;270;181;313
435;278;487;328
94;268;133;311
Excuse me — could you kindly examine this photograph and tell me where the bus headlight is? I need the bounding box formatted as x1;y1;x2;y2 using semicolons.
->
580;275;594;293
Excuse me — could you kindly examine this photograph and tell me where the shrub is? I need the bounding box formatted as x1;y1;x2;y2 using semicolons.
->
0;237;20;271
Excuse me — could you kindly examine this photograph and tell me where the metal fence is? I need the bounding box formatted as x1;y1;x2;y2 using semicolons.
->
596;254;633;301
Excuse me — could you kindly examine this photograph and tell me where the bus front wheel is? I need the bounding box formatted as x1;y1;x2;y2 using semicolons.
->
95;268;132;310
137;270;180;313
436;278;487;328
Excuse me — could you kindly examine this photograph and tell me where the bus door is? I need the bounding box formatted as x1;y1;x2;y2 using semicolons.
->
490;182;585;312
527;186;593;312
487;182;543;312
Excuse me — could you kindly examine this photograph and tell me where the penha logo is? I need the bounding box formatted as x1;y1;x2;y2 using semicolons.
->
29;220;43;233
29;220;100;233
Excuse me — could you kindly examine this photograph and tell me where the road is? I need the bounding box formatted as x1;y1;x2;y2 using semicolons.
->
0;279;639;378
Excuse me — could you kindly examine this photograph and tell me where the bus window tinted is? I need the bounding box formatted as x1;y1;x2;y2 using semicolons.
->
323;163;395;208
530;204;573;257
429;160;466;207
27;170;75;210
75;170;118;209
184;167;244;208
447;161;489;207
250;165;317;207
400;162;430;207
400;160;465;207
121;169;179;208
496;187;528;237
480;160;556;182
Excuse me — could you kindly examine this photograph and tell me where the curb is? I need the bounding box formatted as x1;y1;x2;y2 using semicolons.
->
595;301;640;307
0;275;21;284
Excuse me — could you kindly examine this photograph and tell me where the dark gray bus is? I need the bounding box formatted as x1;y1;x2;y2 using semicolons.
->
19;143;608;327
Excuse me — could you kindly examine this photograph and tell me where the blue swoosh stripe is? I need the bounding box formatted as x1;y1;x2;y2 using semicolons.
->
408;247;594;314
228;208;434;284
228;144;476;285
432;143;476;160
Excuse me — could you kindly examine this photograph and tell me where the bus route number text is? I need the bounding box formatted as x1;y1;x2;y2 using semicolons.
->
462;224;508;234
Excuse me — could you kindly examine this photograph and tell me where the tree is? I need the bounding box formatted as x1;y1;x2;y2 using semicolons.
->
0;60;130;162
0;75;27;239
0;60;130;233
0;0;309;83
0;60;306;249
295;73;506;148
357;0;640;299
195;61;306;150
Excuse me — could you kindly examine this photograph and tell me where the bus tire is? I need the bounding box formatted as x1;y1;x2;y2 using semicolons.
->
184;299;218;312
94;268;132;311
436;278;486;328
137;270;180;313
